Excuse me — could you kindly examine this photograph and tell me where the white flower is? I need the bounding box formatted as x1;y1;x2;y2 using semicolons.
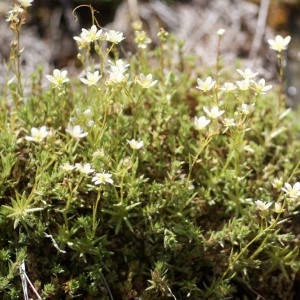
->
127;139;144;150
92;172;114;185
252;78;272;94
46;69;69;87
194;116;210;130
105;30;125;44
255;200;272;211
136;74;158;89
109;59;130;74
135;30;152;49
75;163;94;175
273;202;284;214
92;148;105;158
272;177;283;189
220;82;236;92
196;76;216;92
236;68;258;80
83;108;92;116
80;25;102;43
240;103;255;115
236;79;251;91
80;71;101;86
66;124;88;139
281;182;300;199
106;70;127;85
6;5;24;23
203;106;225;119
268;35;291;52
60;163;75;172
70;108;94;128
223;118;236;127
73;35;90;50
217;28;225;36
18;0;33;8
25;126;49;143
106;60;130;85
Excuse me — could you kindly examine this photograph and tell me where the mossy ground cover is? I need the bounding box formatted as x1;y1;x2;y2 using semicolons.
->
1;1;300;299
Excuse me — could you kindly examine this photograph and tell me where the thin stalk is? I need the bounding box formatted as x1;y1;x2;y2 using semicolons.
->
92;188;101;232
188;135;212;181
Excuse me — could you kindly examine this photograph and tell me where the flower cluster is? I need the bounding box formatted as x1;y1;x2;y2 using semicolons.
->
18;0;33;8
73;26;125;50
60;162;113;185
106;59;130;85
6;0;32;30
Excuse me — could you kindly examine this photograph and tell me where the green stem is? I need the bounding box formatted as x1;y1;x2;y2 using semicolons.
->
92;188;101;232
188;136;212;181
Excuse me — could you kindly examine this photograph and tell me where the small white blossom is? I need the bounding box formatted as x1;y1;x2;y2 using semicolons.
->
73;34;90;50
60;163;75;172
80;25;102;43
240;103;255;115
70;108;94;128
105;30;125;44
220;82;236;92
196;76;216;92
236;79;251;91
236;68;258;80
272;177;283;189
6;5;24;23
109;59;130;74
268;35;291;52
127;139;144;150
106;70;127;85
223;118;236;127
46;69;69;87
106;59;130;85
83;108;92;116
121;157;133;170
194;116;210;130
75;163;94;175
92;172;114;185
92;148;105;158
281;182;300;199
252;78;272;94
273;202;285;214
136;74;158;89
255;200;272;212
135;30;152;49
18;0;33;8
217;28;225;36
25;126;49;143
66;124;88;139
203;106;225;119
80;71;101;86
